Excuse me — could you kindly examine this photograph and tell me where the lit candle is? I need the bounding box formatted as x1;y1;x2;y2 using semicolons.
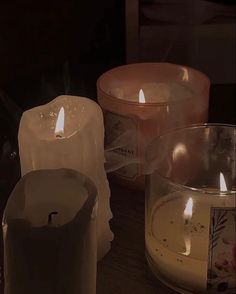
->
3;168;97;294
18;95;113;260
146;173;236;292
54;106;65;138
97;63;210;188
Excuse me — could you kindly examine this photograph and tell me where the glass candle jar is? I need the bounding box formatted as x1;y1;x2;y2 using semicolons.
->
145;124;236;294
97;63;210;189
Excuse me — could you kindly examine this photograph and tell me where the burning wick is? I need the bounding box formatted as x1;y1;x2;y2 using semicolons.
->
183;197;193;225
48;211;58;225
139;89;146;103
220;172;227;192
55;107;65;138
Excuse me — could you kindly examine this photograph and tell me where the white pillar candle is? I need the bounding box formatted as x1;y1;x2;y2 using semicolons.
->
18;95;113;260
3;168;97;294
146;191;236;292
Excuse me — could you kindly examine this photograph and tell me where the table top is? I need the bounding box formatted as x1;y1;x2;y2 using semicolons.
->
0;83;235;294
97;180;177;294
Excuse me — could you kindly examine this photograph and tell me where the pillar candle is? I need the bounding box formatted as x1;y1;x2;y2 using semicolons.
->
18;95;113;260
3;168;97;294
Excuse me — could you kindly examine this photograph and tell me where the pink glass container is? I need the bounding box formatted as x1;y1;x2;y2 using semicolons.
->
97;63;210;189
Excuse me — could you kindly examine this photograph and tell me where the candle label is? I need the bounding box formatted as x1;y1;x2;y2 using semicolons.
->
207;207;236;292
104;111;139;180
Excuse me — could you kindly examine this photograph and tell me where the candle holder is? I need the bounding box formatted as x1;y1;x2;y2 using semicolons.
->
145;124;236;294
97;63;210;189
3;168;97;294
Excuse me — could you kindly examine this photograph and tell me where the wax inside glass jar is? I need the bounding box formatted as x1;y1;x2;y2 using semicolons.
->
146;191;236;292
148;192;236;260
108;82;196;103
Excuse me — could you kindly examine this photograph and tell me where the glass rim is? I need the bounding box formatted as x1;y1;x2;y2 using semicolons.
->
148;123;236;195
153;123;236;139
97;62;210;106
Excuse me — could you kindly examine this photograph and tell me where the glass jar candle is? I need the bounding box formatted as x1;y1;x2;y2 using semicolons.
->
145;124;236;293
97;63;210;189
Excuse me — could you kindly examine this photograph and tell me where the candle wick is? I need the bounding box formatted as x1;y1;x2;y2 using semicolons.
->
48;211;58;225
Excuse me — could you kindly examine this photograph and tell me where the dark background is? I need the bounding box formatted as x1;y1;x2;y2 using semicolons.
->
0;0;235;124
0;0;125;109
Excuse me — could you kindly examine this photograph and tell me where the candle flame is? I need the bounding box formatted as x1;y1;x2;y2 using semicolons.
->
139;89;146;103
55;107;65;136
184;198;193;220
220;172;227;192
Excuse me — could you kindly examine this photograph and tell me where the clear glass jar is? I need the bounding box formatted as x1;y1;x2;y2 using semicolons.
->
145;124;236;294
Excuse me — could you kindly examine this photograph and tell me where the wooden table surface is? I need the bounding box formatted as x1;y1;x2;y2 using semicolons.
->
0;84;235;293
97;180;177;294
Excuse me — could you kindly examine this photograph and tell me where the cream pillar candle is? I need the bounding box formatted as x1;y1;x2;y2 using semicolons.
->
18;95;113;260
3;168;97;294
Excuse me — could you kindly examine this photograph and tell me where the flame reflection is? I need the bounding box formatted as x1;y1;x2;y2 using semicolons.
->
182;197;193;256
183;236;191;256
172;143;187;162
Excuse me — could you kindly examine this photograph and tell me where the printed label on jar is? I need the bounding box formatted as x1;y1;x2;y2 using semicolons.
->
207;207;236;292
104;111;140;180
